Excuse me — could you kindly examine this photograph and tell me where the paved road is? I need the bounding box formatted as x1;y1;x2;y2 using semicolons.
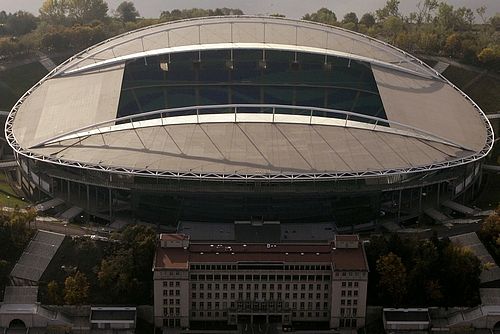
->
31;218;86;236
432;221;483;239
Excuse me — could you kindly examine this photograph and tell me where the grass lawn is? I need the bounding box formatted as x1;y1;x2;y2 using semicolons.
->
0;172;28;208
0;183;28;208
465;75;500;114
442;65;500;114
442;65;479;87
0;62;48;110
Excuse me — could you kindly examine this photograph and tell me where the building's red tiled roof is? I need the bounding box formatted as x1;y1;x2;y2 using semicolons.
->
155;247;189;269
160;233;189;241
154;237;368;271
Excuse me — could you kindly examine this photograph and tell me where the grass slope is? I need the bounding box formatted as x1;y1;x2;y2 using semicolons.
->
0;62;48;110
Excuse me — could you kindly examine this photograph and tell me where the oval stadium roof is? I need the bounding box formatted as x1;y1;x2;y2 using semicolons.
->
6;16;494;181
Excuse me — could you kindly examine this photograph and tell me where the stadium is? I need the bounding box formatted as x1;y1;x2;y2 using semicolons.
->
5;16;494;226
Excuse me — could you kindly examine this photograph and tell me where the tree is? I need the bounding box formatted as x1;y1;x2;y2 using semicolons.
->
9;209;36;249
376;252;407;306
5;11;37;36
383;16;404;43
491;14;500;31
64;271;89;304
47;280;63;304
0;260;9;289
98;225;156;304
67;0;108;23
342;12;358;25
440;245;481;306
417;31;439;53
359;13;376;28
478;208;500;261
115;1;139;22
376;0;400;22
39;0;68;25
476;6;487;24
159;8;243;22
414;0;438;25
40;0;108;24
97;249;137;302
302;8;337;26
444;33;462;57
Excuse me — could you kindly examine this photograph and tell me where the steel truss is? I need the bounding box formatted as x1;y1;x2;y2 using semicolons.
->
4;18;494;183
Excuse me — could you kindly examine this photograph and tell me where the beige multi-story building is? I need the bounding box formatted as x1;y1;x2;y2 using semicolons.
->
153;234;368;331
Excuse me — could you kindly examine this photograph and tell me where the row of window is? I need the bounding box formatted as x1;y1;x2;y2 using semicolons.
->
341;281;359;287
293;311;330;319
163;298;180;305
340;299;358;306
162;318;180;328
163;307;180;316
341;290;359;297
192;310;227;318
192;291;330;301
190;274;331;281
163;289;180;296
340;308;358;317
335;271;366;277
192;300;330;311
163;281;180;287
340;318;358;328
191;310;331;319
189;264;332;271
192;282;329;291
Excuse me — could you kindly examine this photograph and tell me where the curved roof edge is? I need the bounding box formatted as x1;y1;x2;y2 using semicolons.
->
4;16;495;181
55;15;438;78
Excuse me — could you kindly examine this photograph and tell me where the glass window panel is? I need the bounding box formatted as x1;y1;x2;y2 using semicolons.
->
198;50;231;83
231;85;260;104
117;90;140;118
117;50;388;124
198;86;229;106
165;87;196;108
326;89;358;111
135;87;165;112
295;87;325;107
232;49;262;82
167;51;198;83
264;86;293;105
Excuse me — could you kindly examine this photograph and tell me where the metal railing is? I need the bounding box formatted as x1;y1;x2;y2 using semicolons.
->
29;103;470;151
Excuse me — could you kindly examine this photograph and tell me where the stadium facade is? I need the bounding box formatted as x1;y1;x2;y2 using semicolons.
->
6;16;494;225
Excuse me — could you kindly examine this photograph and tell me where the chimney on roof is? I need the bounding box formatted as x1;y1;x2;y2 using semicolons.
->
160;234;190;249
334;235;359;249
